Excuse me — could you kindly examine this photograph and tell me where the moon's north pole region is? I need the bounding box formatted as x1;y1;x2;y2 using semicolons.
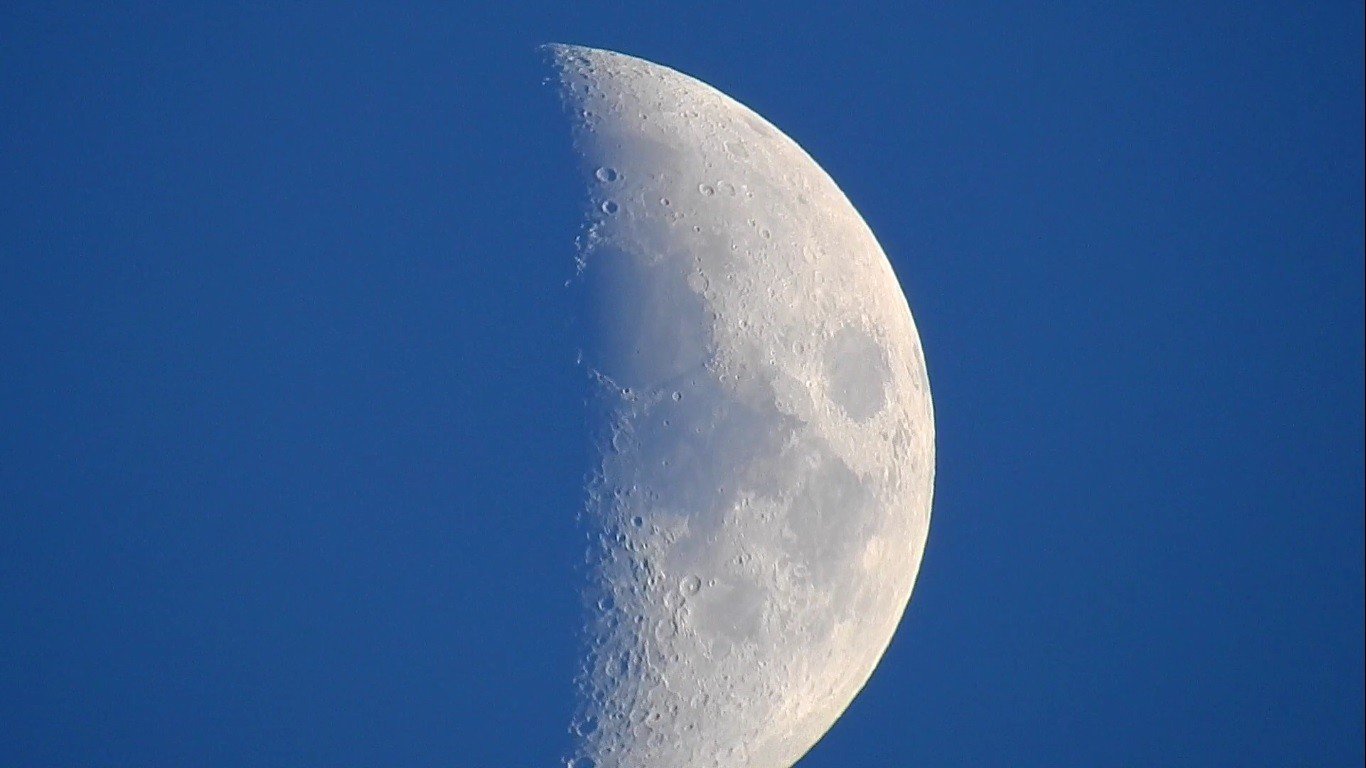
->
552;44;935;768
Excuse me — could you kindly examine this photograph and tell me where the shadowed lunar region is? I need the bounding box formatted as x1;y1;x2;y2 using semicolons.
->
551;44;935;768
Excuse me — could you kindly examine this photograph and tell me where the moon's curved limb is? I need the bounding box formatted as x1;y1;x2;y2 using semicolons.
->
552;44;934;768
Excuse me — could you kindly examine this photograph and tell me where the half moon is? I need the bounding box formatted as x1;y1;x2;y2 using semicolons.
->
553;44;935;768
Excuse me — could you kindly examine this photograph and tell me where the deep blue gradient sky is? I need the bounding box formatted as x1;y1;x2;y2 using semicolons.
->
2;3;1362;766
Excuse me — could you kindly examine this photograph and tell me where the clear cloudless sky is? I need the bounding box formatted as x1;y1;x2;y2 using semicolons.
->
2;3;1361;766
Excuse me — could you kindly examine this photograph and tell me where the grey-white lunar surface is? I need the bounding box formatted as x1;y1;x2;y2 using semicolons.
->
553;44;935;768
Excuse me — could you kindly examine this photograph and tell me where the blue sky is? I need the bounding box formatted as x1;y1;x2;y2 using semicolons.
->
2;3;1361;765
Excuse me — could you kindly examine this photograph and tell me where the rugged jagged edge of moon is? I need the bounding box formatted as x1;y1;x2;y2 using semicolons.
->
551;44;935;768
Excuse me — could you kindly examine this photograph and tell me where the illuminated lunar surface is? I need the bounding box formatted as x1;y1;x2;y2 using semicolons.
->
553;45;935;768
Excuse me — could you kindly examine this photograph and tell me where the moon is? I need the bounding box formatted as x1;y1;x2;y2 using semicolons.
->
552;45;934;768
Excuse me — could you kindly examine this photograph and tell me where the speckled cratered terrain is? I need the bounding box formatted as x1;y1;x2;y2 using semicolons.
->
551;44;935;768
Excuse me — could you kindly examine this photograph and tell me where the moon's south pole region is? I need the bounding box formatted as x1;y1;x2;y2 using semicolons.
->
552;44;935;768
